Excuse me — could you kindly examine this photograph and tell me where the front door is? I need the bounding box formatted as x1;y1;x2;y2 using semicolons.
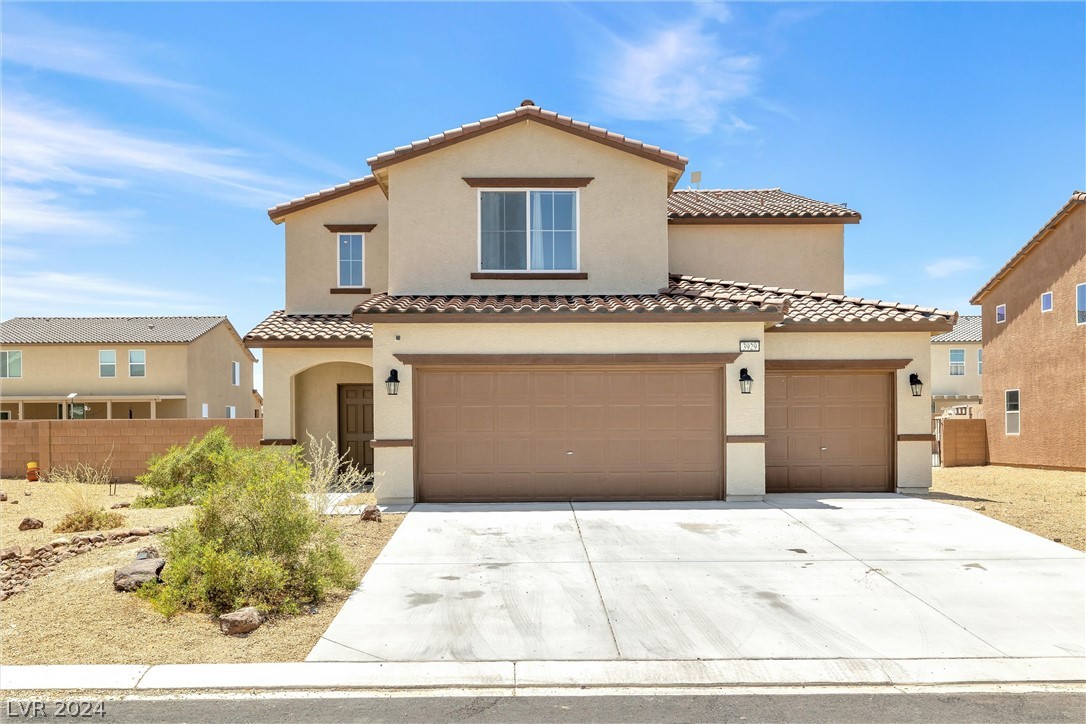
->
338;384;374;471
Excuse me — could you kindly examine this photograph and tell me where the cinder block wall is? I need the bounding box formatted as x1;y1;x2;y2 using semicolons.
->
0;419;263;481
941;418;988;467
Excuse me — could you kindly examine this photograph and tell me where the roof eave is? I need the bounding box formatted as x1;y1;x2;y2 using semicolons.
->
351;310;785;325
668;215;861;226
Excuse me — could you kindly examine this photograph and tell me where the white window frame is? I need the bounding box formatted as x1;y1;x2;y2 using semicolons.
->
1040;291;1053;313
1077;283;1086;325
0;350;22;379
1005;389;1020;436
337;233;365;288
977;348;983;375
0;411;10;420
99;349;117;378
128;349;146;378
995;304;1006;324
201;403;209;419
476;188;582;273
948;348;966;376
231;360;241;386
226;405;236;419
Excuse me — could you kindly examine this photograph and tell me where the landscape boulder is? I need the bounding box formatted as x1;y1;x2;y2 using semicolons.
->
113;558;166;592
219;606;265;636
0;547;20;561
18;518;43;531
360;505;382;522
0;492;6;502
135;546;160;560
110;502;131;509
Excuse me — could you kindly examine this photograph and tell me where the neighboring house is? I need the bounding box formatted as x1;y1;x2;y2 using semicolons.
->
969;191;1086;471
930;315;982;417
252;389;264;418
0;317;257;421
246;101;955;503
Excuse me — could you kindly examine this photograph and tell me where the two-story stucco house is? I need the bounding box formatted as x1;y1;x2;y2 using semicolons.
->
930;315;983;417
246;102;955;503
0;316;257;420
969;191;1086;471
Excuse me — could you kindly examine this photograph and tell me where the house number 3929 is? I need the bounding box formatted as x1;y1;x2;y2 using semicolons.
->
739;340;760;353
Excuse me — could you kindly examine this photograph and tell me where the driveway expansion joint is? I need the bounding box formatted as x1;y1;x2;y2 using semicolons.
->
569;502;624;660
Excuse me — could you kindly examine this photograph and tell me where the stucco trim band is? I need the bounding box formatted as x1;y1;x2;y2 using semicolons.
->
765;359;912;371
897;434;936;442
469;272;589;280
393;353;742;366
330;288;373;294
462;177;594;188
369;439;413;448
324;224;376;233
726;435;769;443
260;438;297;446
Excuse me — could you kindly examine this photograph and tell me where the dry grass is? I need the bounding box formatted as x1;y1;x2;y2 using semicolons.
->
928;466;1086;551
0;479;403;664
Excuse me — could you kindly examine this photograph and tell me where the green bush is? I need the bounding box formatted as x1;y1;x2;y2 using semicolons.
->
134;427;235;508
139;445;356;617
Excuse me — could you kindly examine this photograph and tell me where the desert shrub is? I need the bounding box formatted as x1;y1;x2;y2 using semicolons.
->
45;453;113;486
140;445;356;617
304;432;373;515
54;509;126;533
50;482;125;532
134;427;235;508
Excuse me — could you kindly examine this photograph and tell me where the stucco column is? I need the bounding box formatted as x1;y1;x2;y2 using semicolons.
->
105;400;112;420
17;401;23;420
150;399;157;420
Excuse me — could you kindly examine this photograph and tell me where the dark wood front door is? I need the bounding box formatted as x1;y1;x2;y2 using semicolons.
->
338;384;374;471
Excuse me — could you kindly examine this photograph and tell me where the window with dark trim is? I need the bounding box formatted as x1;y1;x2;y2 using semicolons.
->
1005;389;1020;435
479;190;578;271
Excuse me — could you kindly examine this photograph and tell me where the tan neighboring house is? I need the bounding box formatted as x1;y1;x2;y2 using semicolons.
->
969;191;1086;471
0;317;257;420
246;102;955;504
930;315;983;417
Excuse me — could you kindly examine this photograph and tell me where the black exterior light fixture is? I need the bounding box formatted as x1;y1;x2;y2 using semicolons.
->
385;369;400;396
739;368;754;395
909;373;924;397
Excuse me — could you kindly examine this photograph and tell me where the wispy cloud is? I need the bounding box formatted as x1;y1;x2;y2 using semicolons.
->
0;187;135;239
925;257;981;279
844;272;888;290
587;6;759;135
1;271;213;317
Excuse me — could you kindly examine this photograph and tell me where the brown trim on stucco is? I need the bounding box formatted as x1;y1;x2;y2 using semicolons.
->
462;177;594;188
330;287;372;294
353;312;786;325
369;439;413;448
324;224;376;233
668;216;860;226
267;177;380;222
897;434;936;442
393;352;742;366
768;321;953;333
469;272;588;280
260;438;296;446
244;338;373;349
726;435;769;443
765;359;912;371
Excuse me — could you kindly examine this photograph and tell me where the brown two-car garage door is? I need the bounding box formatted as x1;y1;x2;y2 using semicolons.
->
765;371;893;493
415;367;723;502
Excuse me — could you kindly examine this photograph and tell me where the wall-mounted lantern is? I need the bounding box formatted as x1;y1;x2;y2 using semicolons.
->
739;368;754;395
909;373;923;397
385;369;400;396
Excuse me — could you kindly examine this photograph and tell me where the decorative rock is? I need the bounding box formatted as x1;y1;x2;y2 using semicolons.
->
50;538;71;548
135;546;160;560
113;558;166;592
149;526;168;535
17;518;43;531
218;606;265;636
9;500;17;505
0;547;20;561
23;490;31;496
89;534;106;543
110;502;131;509
129;528;150;537
123;536;139;544
0;492;6;501
32;545;54;556
360;505;382;523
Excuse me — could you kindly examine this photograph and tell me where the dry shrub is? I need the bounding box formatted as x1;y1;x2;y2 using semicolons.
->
51;482;125;533
304;432;372;515
45;453;113;487
54;509;126;533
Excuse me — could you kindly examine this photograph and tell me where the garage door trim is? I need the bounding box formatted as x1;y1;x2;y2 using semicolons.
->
396;352;741;366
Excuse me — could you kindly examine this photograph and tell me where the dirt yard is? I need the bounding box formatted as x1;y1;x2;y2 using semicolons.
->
0;480;402;664
929;466;1086;551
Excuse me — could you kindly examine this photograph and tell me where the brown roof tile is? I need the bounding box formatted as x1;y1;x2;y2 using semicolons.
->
667;189;860;221
243;310;373;346
0;316;229;344
267;176;379;223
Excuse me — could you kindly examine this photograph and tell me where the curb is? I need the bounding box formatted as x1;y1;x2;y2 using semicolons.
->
1;657;1083;692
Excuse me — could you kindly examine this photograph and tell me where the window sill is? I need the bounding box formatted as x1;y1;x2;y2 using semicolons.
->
470;272;588;280
330;287;372;294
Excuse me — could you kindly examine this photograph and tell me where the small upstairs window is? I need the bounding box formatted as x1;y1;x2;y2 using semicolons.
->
338;233;365;287
1077;283;1086;325
977;348;983;375
995;304;1006;324
0;350;22;378
231;361;241;386
99;350;116;378
1005;389;1020;435
1040;291;1053;313
949;348;965;376
129;350;146;377
480;190;578;271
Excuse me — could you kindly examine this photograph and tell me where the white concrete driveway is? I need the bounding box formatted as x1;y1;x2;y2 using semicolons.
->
308;495;1085;666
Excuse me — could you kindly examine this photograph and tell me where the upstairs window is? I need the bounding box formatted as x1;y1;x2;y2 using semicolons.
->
995;304;1006;324
129;350;146;378
338;233;365;287
1040;291;1053;313
480;190;578;271
1005;389;1020;435
1077;283;1086;325
99;350;116;378
0;350;22;378
949;349;966;376
231;360;241;386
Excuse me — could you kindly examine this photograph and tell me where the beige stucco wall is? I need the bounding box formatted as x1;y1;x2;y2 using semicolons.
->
765;331;934;492
385;121;671;296
668;224;846;293
930;342;983;398
283;186;389;314
259;347;374;442
370;321;766;503
0;343;188;399
184;324;256;419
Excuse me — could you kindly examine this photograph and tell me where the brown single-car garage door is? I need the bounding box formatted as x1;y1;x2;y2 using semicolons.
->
765;371;893;493
416;367;723;502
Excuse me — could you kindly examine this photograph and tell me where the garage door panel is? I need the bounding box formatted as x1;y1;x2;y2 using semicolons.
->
790;375;822;399
497;405;531;432
532;405;568;431
532;372;567;396
608;405;643;430
679;404;717;431
791;406;823;429
823;375;855;398
460;373;494;400
789;435;824;460
497;438;532;466
423;407;459;433
569;404;606;431
765;406;789;431
459;438;496;467
823;405;857;429
644;404;678;430
856;405;888;428
855;375;890;399
459;406;494;432
496;372;531;398
607;372;643;397
641;438;679;468
643;371;680;397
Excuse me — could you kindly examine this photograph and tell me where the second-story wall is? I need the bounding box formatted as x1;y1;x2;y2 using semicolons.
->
930;342;983;398
185;323;256;418
385;121;672;296
667;223;846;293
0;343;188;398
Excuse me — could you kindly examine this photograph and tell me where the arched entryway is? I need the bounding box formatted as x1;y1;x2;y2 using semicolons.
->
293;361;374;471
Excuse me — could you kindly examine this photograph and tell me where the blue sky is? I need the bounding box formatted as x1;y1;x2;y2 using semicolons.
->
2;2;1084;389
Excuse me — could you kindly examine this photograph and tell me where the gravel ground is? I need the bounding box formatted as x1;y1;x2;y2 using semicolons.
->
0;481;403;665
928;466;1086;551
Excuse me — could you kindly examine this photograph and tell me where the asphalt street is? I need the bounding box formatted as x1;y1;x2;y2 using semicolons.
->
4;692;1084;723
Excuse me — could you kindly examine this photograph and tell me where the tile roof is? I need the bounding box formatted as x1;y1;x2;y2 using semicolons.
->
351;276;955;330
971;191;1086;304
267;176;379;223
0;316;228;345
243;310;373;345
366;102;688;172
667;189;860;221
931;315;981;343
